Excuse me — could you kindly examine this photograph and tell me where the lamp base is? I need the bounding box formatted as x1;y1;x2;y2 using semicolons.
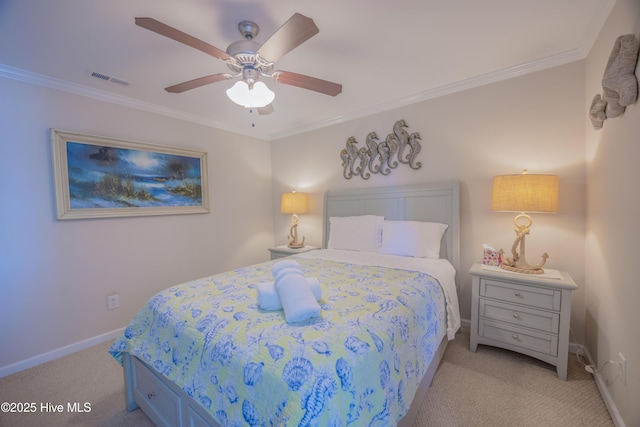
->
499;213;549;275
287;222;305;249
499;263;545;275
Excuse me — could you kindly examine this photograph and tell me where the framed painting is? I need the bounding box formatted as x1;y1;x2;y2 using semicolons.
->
51;129;209;220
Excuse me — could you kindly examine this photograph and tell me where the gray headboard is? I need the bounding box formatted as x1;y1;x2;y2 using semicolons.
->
322;181;460;288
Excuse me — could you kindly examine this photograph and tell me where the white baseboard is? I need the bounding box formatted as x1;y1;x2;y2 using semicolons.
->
0;327;124;378
577;343;626;427
460;318;471;332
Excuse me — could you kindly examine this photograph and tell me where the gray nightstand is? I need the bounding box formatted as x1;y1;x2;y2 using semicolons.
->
469;263;577;380
268;245;320;260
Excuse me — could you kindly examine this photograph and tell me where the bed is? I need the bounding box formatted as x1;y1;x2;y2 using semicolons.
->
109;181;460;427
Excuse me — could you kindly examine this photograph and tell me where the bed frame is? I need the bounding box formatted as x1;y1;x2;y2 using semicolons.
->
122;180;460;427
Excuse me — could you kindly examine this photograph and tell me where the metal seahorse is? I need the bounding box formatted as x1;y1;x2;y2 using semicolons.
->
357;146;370;180
406;132;422;169
383;133;399;169
299;375;337;427
376;137;391;175
365;131;381;175
340;136;367;179
340;149;352;179
341;137;360;179
393;119;410;164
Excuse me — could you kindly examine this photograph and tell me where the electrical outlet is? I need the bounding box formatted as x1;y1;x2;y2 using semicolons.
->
107;293;120;310
619;352;627;384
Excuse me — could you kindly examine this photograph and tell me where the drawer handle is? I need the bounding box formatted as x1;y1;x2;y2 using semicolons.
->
512;333;519;340
512;313;520;319
147;392;156;400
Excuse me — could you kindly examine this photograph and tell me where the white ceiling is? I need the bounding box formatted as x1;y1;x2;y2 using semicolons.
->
0;0;613;141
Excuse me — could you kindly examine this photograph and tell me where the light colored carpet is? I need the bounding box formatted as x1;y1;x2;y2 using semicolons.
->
0;329;613;427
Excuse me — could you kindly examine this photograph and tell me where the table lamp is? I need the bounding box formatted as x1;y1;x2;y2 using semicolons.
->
492;170;559;274
281;190;308;249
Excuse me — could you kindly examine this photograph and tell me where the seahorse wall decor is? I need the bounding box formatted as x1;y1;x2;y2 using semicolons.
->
589;33;640;130
340;119;422;180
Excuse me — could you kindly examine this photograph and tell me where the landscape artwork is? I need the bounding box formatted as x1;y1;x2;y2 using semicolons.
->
52;130;209;219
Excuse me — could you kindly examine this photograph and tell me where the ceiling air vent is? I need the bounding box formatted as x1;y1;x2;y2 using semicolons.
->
90;71;130;86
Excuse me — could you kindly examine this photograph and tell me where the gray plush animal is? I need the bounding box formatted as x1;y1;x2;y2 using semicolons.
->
589;34;639;130
602;34;640;118
589;94;607;130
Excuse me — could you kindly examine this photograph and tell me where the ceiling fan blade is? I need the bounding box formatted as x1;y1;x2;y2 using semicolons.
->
165;74;232;93
257;13;319;62
257;104;274;115
273;71;342;96
135;17;230;61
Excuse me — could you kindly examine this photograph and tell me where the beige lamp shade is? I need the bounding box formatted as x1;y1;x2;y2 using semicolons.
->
492;172;559;213
280;191;308;214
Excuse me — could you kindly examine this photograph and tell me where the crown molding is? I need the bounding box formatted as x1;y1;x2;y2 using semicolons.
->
0;64;271;140
269;0;616;140
270;48;589;140
1;22;604;143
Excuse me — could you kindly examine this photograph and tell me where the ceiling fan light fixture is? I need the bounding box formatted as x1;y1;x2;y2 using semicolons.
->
226;80;275;108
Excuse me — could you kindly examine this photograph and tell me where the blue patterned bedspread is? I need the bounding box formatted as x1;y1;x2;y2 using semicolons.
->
109;256;448;426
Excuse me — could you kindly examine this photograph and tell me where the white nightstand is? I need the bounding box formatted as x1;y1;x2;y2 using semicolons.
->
268;245;320;260
469;263;577;380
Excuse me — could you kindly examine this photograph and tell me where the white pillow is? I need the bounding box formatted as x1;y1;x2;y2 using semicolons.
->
379;220;448;258
327;215;384;252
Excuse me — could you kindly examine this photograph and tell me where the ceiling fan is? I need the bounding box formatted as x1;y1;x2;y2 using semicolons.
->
135;13;342;114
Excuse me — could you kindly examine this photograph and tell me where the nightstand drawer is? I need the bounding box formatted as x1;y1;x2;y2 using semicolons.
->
479;319;558;356
131;357;182;427
480;299;560;333
480;278;561;311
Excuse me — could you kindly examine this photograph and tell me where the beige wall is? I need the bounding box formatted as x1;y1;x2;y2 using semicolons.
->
0;78;274;369
3;4;638;422
271;62;587;342
585;0;640;425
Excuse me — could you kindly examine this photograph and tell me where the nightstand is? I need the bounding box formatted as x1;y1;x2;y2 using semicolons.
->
268;245;320;260
469;263;577;380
